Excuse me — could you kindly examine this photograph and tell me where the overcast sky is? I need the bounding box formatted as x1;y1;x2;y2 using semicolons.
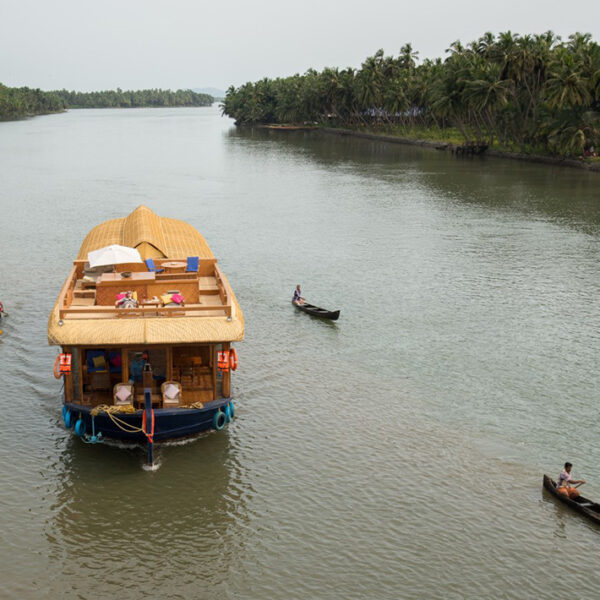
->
1;0;599;92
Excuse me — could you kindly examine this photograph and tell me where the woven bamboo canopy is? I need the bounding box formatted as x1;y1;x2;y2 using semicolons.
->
48;206;244;346
77;205;214;260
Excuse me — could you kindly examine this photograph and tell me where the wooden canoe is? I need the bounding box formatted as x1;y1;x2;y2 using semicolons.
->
292;300;340;321
543;474;600;525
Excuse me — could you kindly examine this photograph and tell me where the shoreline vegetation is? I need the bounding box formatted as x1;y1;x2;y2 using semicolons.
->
0;84;213;120
222;31;600;168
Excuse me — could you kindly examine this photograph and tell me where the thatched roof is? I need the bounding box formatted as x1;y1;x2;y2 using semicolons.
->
77;205;214;260
48;207;244;346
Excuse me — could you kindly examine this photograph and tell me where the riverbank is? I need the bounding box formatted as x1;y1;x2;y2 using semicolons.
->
320;127;600;173
0;109;66;122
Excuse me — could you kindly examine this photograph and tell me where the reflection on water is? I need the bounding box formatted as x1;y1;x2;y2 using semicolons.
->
1;106;600;598
46;431;250;597
227;126;600;234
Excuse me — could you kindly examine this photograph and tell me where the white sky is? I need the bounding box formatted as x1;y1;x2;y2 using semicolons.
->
1;0;599;92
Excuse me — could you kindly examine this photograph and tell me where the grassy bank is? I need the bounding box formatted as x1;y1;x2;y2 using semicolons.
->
318;124;600;172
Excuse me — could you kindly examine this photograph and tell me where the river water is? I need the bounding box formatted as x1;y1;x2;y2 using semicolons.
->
1;105;599;599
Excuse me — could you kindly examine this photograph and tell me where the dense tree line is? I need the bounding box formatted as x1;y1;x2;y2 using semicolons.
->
54;88;213;108
0;85;213;120
0;83;67;120
222;32;600;158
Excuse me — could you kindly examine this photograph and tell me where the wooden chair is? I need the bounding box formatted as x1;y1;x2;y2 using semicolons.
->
91;372;111;391
161;381;182;408
113;382;134;407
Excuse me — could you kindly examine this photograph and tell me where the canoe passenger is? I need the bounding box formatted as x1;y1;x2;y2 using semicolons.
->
293;284;305;305
557;462;586;499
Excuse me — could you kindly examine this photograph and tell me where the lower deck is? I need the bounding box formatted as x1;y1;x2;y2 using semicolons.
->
61;342;233;410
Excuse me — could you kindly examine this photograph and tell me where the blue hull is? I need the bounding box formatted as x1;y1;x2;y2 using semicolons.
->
63;398;232;442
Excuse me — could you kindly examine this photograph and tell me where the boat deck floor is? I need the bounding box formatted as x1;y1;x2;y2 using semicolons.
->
64;294;227;320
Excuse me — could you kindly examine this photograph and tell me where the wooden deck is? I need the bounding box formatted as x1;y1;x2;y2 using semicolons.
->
58;259;233;320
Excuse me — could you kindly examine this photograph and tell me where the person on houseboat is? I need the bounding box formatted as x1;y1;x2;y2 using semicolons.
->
129;351;146;383
557;462;586;499
292;284;305;305
115;291;138;309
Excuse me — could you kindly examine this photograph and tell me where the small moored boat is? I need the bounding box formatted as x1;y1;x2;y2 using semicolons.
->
543;474;600;525
292;301;340;321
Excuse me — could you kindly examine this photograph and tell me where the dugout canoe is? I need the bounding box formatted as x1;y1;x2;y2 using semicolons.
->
292;300;340;321
543;474;600;526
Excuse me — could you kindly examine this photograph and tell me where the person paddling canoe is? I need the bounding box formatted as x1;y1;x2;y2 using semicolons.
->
292;284;306;305
557;462;586;499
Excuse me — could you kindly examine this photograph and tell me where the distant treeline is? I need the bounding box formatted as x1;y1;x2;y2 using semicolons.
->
55;88;213;108
0;83;67;120
0;84;214;120
222;31;600;158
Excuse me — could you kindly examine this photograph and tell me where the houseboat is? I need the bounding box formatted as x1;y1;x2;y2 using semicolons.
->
47;206;244;464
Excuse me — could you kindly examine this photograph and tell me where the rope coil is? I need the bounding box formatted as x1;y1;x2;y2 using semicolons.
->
90;404;145;434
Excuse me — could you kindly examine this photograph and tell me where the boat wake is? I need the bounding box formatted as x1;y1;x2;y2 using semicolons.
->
142;461;162;472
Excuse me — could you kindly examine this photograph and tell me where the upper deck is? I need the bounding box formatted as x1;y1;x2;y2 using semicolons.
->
47;206;244;346
58;257;235;320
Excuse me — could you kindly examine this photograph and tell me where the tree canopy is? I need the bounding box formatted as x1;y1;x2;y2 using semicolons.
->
54;88;213;108
0;85;214;120
222;32;600;158
0;84;66;120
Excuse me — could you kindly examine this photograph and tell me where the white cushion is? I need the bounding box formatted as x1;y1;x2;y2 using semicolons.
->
115;386;132;403
164;384;179;400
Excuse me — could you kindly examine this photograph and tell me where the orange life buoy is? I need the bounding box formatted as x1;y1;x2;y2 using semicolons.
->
229;348;238;371
217;350;230;372
53;356;62;379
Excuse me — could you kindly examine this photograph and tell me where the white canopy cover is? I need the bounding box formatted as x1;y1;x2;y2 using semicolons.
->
87;244;143;268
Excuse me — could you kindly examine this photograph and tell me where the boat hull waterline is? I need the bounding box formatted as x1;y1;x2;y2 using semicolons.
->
292;301;340;321
64;397;232;442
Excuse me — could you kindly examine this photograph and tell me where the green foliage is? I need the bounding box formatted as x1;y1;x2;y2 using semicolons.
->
0;83;67;120
53;88;213;109
223;31;600;159
0;85;213;120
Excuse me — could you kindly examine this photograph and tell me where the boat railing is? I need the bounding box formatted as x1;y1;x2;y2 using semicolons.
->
214;266;231;312
58;259;233;319
57;266;78;310
59;303;230;319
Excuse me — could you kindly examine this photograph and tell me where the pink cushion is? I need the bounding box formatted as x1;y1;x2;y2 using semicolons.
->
115;292;127;301
164;383;179;399
115;386;131;403
110;354;122;367
171;293;184;304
